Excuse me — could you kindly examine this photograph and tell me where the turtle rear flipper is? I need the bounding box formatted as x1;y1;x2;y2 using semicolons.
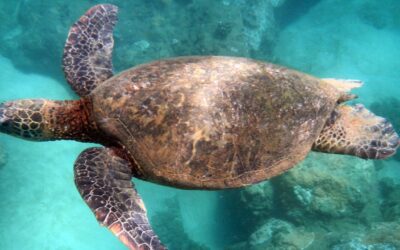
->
312;104;400;159
63;4;118;96
74;147;166;250
323;78;363;103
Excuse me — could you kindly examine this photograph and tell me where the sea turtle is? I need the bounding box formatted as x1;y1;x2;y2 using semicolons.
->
0;4;399;250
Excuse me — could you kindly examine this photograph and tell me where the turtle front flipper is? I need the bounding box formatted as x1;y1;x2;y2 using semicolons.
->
74;147;166;250
312;104;400;159
63;4;118;96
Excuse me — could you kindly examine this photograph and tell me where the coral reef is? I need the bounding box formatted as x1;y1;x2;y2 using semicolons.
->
152;196;210;250
272;153;379;222
225;152;400;249
379;179;400;222
234;0;280;55
227;218;400;250
238;181;274;227
227;219;315;250
0;0;286;78
363;222;400;248
0;1;86;76
329;221;400;250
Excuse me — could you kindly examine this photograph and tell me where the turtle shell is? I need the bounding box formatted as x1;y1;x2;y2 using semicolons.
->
91;56;340;189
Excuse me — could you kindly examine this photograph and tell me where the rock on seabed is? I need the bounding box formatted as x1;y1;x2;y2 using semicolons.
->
228;152;400;249
273;153;378;221
0;0;285;77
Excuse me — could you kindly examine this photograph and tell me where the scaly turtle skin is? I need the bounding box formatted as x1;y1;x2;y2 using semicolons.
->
0;4;399;250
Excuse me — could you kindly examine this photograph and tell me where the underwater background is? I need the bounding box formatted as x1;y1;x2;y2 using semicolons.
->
0;0;399;249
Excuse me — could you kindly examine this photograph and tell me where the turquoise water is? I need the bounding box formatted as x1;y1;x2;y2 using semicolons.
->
0;0;399;249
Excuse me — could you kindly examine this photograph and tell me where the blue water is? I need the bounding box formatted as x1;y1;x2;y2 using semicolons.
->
0;0;400;249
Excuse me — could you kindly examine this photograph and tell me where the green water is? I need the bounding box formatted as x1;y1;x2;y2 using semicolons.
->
0;0;399;249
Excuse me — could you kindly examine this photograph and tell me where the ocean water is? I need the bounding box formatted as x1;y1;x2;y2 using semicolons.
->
0;1;399;250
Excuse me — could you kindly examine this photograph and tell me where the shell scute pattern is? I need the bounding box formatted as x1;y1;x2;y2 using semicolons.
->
92;56;339;189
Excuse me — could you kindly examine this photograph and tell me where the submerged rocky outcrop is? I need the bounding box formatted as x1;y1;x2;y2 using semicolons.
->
227;219;315;250
0;0;287;78
152;196;210;250
273;153;379;222
380;179;400;222
224;152;400;249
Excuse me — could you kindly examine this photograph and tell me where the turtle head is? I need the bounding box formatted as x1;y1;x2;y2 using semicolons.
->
0;99;102;143
0;100;46;140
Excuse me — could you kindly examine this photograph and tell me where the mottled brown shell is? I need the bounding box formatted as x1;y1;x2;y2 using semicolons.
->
91;56;340;189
